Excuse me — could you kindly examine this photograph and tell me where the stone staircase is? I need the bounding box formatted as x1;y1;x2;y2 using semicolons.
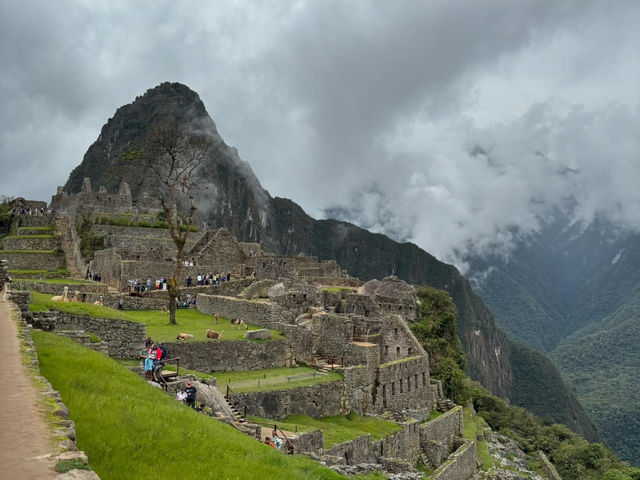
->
0;215;65;273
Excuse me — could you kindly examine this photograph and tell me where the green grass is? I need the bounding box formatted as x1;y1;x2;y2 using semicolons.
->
29;292;282;342
248;412;402;448
8;268;69;277
13;277;94;285
18;226;55;231
213;366;343;393
33;332;344;480
4;234;55;239
321;287;354;294
1;249;56;253
464;407;494;471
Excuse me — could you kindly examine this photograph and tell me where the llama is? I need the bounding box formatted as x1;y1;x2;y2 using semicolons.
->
51;286;69;302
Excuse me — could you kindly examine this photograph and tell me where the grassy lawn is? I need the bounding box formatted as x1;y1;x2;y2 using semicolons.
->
4;234;55;239
248;412;402;448
213;366;343;393
33;332;344;480
464;407;494;471
29;292;283;342
321;287;355;294
17;226;55;231
13;277;95;285
8;268;68;277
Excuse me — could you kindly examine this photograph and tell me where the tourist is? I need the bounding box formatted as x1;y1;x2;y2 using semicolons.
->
264;437;276;449
272;429;283;450
144;344;157;379
176;389;187;402
147;278;151;291
186;275;192;288
214;313;219;325
118;299;124;310
185;382;197;409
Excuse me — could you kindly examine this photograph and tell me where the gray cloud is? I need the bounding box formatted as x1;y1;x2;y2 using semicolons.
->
1;0;638;269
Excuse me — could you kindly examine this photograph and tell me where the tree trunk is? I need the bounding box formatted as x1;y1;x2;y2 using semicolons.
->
168;276;178;325
168;244;184;326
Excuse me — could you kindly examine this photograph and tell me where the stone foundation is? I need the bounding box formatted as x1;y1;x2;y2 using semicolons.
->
165;339;294;372
197;294;294;328
27;311;145;358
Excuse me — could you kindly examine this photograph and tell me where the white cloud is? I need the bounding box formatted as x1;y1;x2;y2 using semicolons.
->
1;0;638;269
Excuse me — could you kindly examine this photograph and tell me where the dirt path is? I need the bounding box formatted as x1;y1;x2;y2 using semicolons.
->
0;287;57;479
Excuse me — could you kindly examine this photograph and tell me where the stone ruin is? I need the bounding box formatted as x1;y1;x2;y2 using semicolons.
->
3;188;479;480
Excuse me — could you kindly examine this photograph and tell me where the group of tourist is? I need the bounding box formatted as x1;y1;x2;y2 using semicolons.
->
263;428;293;454
11;206;52;215
174;382;199;409
186;272;231;287
140;338;168;382
86;271;102;282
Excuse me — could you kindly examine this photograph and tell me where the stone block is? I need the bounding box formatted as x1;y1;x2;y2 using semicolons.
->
244;329;271;340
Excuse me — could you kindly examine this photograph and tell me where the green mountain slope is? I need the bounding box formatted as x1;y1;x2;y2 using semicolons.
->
61;81;597;441
469;217;640;464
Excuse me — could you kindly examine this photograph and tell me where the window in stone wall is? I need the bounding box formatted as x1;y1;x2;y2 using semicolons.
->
408;347;412;355
382;384;387;408
394;328;398;336
407;376;411;391
391;382;395;395
396;346;400;356
400;379;403;393
415;373;419;389
384;345;389;356
422;372;426;386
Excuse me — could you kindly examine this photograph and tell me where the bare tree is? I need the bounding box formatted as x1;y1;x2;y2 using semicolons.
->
133;122;212;325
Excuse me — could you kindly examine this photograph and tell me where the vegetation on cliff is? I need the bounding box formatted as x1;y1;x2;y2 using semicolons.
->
410;286;469;404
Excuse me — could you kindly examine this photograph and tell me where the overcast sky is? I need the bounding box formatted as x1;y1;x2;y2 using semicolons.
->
1;0;638;268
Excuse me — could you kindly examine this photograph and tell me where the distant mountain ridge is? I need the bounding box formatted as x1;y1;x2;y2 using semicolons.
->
62;82;598;441
468;216;640;463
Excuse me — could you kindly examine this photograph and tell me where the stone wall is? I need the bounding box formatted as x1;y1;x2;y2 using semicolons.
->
326;435;375;464
430;441;477;480
373;421;422;464
2;236;58;250
378;315;425;364
419;406;464;468
344;293;380;318
235;382;347;420
290;429;324;455
197;294;294;328
27;311;145;358
0;251;64;271
165;339;294;372
343;348;378;415
373;356;431;413
16;215;54;228
312;313;353;362
7;289;30;313
10;281;108;296
277;323;314;364
91;248;122;289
